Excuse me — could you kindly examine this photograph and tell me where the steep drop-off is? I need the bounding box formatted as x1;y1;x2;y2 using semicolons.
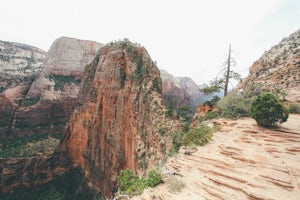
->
58;40;179;196
237;29;300;102
0;40;180;198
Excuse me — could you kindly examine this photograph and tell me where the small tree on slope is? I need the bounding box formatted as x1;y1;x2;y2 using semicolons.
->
251;93;289;127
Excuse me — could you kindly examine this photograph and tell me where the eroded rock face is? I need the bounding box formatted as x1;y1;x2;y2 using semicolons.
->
192;103;214;127
58;41;179;197
0;96;13;133
160;69;203;110
5;37;102;136
0;156;63;194
0;41;46;135
0;40;46;94
236;29;300;102
0;39;180;198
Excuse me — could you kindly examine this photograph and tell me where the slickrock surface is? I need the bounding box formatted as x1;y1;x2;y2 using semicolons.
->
134;115;300;200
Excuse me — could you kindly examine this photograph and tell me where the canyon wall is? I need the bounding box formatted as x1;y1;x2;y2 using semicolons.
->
58;40;179;196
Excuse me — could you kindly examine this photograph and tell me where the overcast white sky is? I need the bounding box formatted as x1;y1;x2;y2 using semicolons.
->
1;0;299;85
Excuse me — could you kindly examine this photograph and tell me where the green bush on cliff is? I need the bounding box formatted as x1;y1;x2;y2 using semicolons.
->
50;75;80;91
22;95;40;107
217;92;253;118
251;93;289;127
182;125;213;146
146;169;163;187
117;168;163;196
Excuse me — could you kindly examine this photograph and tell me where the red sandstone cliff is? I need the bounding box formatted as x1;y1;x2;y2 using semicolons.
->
0;40;180;198
58;40;179;196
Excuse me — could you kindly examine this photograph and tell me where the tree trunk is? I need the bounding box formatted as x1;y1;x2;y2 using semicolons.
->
224;44;231;96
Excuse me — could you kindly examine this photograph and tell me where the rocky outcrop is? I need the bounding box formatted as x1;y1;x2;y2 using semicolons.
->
0;40;180;198
192;103;214;127
0;40;46;94
236;29;300;102
57;40;179;197
2;37;103;136
0;41;46;135
133;115;300;200
160;69;203;110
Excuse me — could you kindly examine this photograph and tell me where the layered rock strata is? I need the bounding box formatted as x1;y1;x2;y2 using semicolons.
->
237;29;300;102
2;37;102;136
0;41;46;134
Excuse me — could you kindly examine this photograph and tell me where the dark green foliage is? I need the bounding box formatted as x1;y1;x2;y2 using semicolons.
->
136;54;144;80
146;169;163;187
166;100;175;118
50;75;80;91
177;104;194;122
159;128;166;136
169;124;190;156
210;95;221;106
22;96;40;107
138;152;148;170
198;111;218;122
120;67;126;88
151;78;161;93
217;92;253;118
0;86;7;93
0;134;62;158
0;180;62;200
251;93;289;127
117;169;162;195
0;168;99;200
200;80;222;95
182;125;213;146
168;131;185;156
289;103;300;114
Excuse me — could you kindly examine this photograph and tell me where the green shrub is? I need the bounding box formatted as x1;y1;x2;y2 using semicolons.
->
168;130;186;156
0;134;61;158
136;54;148;80
177;104;194;123
204;95;220;107
117;169;163;196
50;75;80;91
198;111;218;122
251;93;289;127
167;176;185;192
182;125;213;146
289;103;300;114
146;169;163;187
151;78;161;92
117;169;145;195
217;92;253;118
22;96;40;107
